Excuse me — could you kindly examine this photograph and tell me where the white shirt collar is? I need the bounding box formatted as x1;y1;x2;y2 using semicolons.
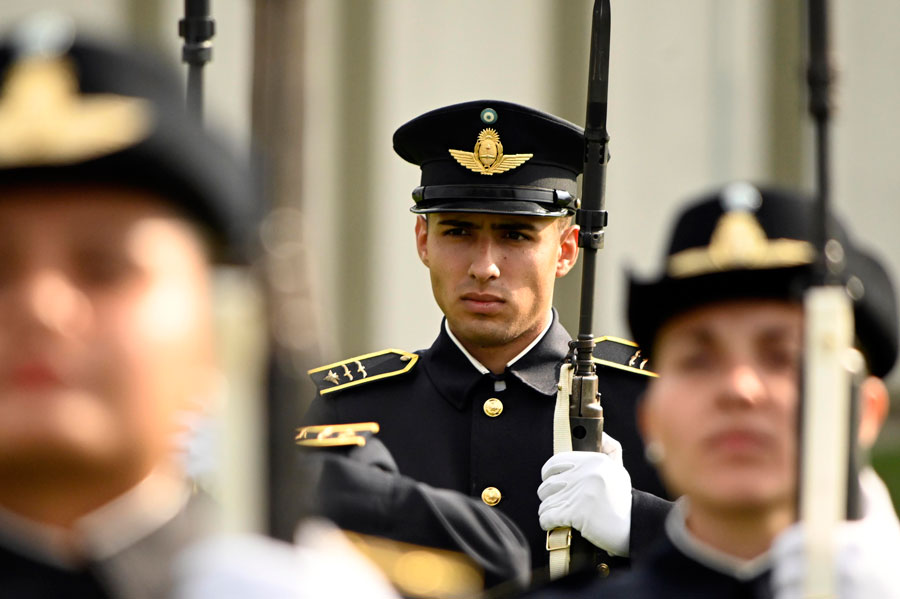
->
444;309;555;375
665;497;772;581
0;468;190;568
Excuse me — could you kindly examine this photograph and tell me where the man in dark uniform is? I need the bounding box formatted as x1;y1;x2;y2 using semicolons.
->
527;182;900;598
301;100;672;590
0;17;260;599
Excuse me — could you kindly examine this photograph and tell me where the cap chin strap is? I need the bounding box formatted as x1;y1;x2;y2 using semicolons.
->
548;362;574;578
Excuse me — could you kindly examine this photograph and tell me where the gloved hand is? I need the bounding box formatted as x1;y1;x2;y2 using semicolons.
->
770;469;900;599
537;433;632;557
174;519;400;599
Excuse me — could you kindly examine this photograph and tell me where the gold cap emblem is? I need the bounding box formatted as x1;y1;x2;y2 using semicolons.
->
0;57;153;167
449;128;532;176
667;183;815;278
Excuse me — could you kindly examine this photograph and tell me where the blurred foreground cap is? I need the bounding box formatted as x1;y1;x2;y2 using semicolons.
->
627;183;898;377
0;13;260;263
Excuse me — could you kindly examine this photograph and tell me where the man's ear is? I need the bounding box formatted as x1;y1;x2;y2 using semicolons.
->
556;223;580;278
414;216;429;267
636;388;664;465
858;375;890;450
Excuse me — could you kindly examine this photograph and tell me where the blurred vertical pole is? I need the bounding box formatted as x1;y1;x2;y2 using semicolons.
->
179;0;215;123
549;0;592;338
251;0;322;540
124;1;164;53
766;0;806;188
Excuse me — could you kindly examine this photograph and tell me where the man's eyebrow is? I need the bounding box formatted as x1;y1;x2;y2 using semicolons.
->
434;219;540;231
491;222;539;232
673;326;716;348
756;324;801;345
436;218;479;228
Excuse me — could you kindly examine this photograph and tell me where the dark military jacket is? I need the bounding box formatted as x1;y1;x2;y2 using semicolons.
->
0;492;212;599
526;522;773;599
303;312;671;581
525;536;772;599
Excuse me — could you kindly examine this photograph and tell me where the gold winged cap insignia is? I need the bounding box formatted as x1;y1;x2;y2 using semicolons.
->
667;183;815;278
0;57;153;167
449;128;533;175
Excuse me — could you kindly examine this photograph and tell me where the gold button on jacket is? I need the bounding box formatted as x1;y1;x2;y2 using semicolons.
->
481;486;502;506
483;398;503;417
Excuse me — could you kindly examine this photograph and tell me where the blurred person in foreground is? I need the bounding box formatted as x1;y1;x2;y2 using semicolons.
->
525;182;900;598
0;15;397;599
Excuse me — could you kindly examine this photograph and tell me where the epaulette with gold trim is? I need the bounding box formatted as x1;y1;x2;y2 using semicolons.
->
592;336;658;377
344;531;483;597
295;422;380;447
308;348;419;395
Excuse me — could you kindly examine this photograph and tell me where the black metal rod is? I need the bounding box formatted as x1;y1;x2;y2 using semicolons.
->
574;0;611;376
807;0;833;284
187;66;204;121
180;0;215;122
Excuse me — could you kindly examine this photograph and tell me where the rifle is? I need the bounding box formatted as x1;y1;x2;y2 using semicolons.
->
177;1;286;539
799;0;864;596
179;0;214;122
547;0;611;579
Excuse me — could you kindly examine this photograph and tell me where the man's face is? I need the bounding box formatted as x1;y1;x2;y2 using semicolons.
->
415;212;578;351
0;185;215;487
641;300;801;516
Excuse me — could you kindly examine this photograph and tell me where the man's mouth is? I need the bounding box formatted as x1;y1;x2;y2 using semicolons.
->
7;361;66;390
460;293;505;314
705;427;772;455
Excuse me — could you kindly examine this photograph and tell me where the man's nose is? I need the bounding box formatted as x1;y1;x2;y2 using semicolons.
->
720;363;767;407
467;239;501;282
12;270;90;337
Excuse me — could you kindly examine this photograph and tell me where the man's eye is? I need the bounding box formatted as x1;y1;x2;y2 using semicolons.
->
762;348;799;372
504;231;530;241
442;228;469;237
73;253;135;287
676;352;714;372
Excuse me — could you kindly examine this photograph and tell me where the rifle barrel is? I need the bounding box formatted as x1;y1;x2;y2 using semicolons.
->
576;0;611;361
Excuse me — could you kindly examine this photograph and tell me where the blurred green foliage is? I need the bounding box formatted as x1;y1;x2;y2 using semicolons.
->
871;389;900;511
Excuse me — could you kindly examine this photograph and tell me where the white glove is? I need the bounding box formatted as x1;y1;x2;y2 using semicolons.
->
537;433;632;557
173;520;400;599
771;470;900;599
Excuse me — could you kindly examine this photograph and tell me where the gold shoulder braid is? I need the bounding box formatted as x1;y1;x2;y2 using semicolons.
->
592;336;658;377
308;348;419;395
295;422;380;448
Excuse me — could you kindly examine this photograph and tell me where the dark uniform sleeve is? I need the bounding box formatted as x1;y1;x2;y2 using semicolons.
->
302;394;340;428
299;436;531;591
628;489;672;561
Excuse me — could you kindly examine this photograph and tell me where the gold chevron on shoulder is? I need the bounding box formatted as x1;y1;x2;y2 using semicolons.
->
308;348;419;395
296;422;380;448
591;336;658;377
